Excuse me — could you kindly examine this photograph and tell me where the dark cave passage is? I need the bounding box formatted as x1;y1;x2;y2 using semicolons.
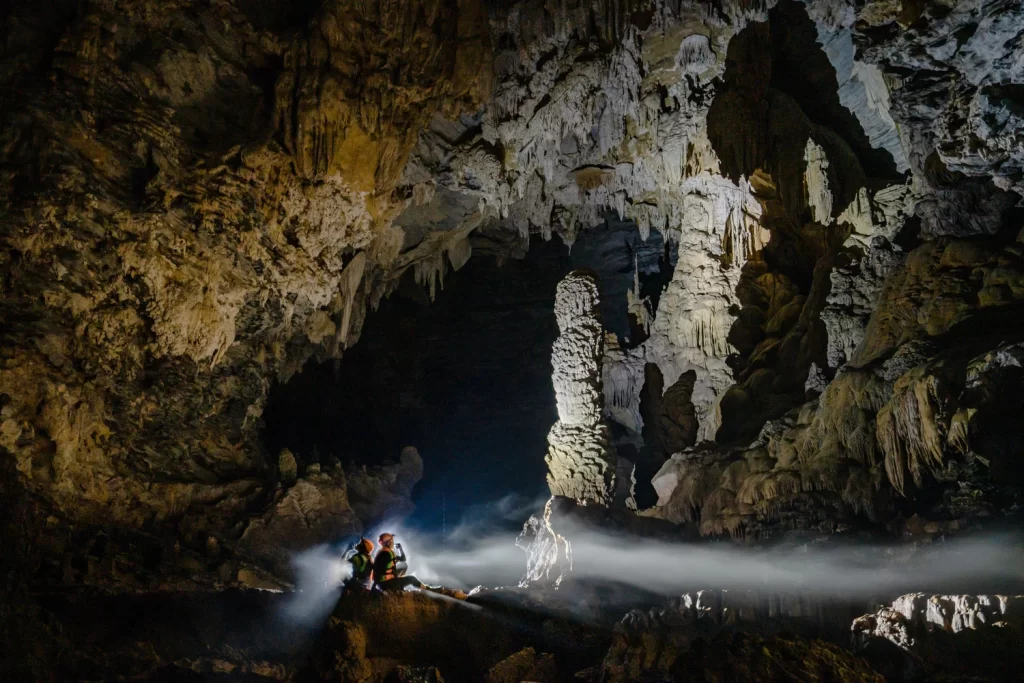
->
262;221;669;531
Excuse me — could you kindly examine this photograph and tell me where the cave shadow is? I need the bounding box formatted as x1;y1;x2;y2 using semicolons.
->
706;0;902;445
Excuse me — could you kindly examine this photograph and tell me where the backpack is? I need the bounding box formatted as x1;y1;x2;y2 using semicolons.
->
349;552;372;580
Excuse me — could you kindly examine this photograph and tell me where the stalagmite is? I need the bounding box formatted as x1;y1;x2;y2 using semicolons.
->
516;498;573;587
545;270;617;505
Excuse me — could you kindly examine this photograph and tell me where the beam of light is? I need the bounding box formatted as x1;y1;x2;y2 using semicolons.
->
278;498;1024;633
279;544;352;626
365;499;1024;599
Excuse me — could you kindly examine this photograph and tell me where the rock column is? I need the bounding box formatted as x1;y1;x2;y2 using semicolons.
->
545;270;616;505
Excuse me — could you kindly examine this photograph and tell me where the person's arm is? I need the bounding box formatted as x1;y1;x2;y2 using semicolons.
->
395;544;407;562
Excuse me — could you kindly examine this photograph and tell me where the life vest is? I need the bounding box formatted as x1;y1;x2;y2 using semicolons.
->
377;548;397;581
349;552;372;581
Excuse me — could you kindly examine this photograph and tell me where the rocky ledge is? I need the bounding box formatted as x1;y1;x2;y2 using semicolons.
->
22;584;1024;682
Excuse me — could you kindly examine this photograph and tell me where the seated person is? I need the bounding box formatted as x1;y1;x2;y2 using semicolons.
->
343;537;375;590
372;532;433;591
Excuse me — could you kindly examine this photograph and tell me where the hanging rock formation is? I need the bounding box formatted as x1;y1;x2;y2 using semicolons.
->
545;270;616;505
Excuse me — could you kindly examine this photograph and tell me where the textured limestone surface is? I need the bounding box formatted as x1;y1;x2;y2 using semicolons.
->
545;270;616;504
852;593;1024;681
602;592;884;683
853;592;1024;650
0;0;487;579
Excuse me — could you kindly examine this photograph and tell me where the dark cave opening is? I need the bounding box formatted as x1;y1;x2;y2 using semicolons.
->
261;220;669;531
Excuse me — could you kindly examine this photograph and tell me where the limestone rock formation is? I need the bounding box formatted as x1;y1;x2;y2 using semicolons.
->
600;593;884;683
0;0;490;572
516;498;574;587
854;0;1024;236
648;330;1024;537
310;589;609;682
411;0;1024;541
822;184;913;369
641;365;698;459
486;647;557;683
278;448;298;486
853;593;1024;651
545;270;616;505
853;593;1024;681
5;0;1019;564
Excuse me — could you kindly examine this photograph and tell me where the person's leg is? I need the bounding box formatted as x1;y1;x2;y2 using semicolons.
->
380;576;424;591
397;575;424;589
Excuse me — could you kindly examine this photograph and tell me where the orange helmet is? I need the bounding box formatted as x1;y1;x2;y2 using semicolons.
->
356;537;374;554
378;532;395;547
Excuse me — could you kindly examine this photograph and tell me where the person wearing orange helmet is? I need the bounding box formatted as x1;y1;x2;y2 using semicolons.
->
343;537;375;591
372;532;431;591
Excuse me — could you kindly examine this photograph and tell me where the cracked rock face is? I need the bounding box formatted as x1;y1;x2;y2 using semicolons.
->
854;0;1024;234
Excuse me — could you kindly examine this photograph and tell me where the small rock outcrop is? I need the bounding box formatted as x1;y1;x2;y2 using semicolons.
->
278;448;298;486
852;593;1024;681
239;449;422;573
239;464;358;572
486;647;557;683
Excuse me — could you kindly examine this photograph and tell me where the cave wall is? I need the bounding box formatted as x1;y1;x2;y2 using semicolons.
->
0;0;492;567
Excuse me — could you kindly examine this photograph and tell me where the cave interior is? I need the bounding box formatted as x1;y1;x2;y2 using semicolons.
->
2;0;1024;681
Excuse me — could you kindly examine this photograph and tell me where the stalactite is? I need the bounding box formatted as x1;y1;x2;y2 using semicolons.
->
803;138;833;225
603;333;645;433
877;370;948;495
335;251;367;350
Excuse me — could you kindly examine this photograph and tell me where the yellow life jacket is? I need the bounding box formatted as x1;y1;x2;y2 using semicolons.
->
349;552;372;581
378;548;397;581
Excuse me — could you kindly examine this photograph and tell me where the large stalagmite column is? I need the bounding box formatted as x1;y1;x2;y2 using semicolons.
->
545;270;616;505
